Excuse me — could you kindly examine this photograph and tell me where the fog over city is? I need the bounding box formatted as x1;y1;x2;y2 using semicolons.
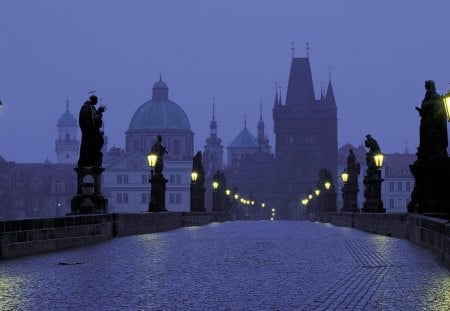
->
0;0;449;163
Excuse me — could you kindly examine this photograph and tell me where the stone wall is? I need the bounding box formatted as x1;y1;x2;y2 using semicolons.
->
314;212;450;269
0;212;228;259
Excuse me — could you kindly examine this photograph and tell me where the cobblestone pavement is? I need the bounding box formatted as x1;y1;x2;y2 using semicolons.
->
0;221;449;310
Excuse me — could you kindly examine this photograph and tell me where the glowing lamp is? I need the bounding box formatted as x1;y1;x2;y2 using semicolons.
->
374;153;384;170
308;194;313;200
301;199;308;205
234;194;239;200
225;189;231;196
341;170;349;183
212;181;219;190
443;90;450;121
261;203;266;208
191;171;198;182
324;182;331;190
315;189;320;196
147;153;157;171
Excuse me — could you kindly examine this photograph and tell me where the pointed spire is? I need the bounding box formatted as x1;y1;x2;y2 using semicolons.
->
291;42;295;59
306;42;310;58
244;115;247;128
326;79;336;104
212;97;216;121
65;99;70;112
320;82;324;100
259;99;263;122
274;82;279;107
404;139;409;154
278;86;283;106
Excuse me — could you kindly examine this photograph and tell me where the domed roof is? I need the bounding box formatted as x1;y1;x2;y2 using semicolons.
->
58;104;77;125
128;78;191;131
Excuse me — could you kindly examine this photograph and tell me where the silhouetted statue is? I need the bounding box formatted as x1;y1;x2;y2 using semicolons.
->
365;134;381;172
192;151;205;186
347;149;361;187
416;80;448;160
78;95;106;167
151;135;168;175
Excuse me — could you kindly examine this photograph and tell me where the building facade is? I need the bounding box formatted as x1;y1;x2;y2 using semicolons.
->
103;78;193;213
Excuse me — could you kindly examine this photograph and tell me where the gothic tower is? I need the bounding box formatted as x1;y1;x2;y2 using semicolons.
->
55;101;79;164
273;56;337;215
203;101;224;176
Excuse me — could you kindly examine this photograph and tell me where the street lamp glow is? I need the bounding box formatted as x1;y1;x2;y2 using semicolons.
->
191;171;198;182
308;194;313;200
225;189;231;196
240;198;244;203
212;181;219;189
261;202;266;208
271;208;275;212
315;189;320;196
374;153;384;170
146;153;158;171
234;193;239;200
301;199;308;205
270;217;274;221
443;90;450;121
251;201;255;205
341;170;349;183
324;182;331;190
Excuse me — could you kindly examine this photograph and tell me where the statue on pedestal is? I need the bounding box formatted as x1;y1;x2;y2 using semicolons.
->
342;149;360;212
149;135;169;212
191;151;206;212
362;134;385;213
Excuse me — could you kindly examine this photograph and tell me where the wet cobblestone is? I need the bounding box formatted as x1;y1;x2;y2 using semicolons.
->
0;220;449;310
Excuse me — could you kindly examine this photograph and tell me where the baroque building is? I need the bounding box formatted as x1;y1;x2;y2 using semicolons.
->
273;56;337;217
103;78;193;213
55;102;79;164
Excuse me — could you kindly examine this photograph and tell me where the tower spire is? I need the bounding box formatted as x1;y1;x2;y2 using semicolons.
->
291;42;295;58
259;99;263;121
274;82;279;107
279;86;283;106
212;97;216;121
306;42;310;58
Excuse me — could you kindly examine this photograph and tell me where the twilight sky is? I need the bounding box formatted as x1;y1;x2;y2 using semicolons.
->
0;0;449;163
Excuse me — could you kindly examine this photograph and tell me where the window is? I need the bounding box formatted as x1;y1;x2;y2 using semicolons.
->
176;194;182;204
141;193;147;203
397;182;402;192
176;175;181;184
117;175;123;184
117;193;123;203
170;175;175;184
389;182;394;192
406;182;411;192
123;193;129;203
123;175;129;184
133;139;139;151
142;175;147;184
169;194;176;204
390;199;394;208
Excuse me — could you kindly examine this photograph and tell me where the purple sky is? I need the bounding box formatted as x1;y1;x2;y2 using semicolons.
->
0;0;449;163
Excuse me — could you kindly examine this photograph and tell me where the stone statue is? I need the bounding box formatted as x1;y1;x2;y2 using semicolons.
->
364;134;381;172
192;151;205;185
362;134;385;212
78;95;106;167
151;135;168;175
416;80;448;160
347;149;361;187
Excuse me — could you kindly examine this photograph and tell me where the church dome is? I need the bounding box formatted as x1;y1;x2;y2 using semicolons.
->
128;78;191;131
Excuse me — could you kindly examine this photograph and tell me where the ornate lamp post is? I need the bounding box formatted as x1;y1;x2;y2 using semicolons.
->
212;180;220;212
362;135;385;213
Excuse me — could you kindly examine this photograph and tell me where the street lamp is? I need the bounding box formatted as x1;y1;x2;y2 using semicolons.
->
234;193;239;200
301;199;308;206
341;170;349;184
261;202;266;208
443;89;450;121
324;182;331;190
212;181;219;190
308;193;313;200
374;153;384;170
191;171;198;182
226;189;231;196
315;189;320;196
147;152;158;177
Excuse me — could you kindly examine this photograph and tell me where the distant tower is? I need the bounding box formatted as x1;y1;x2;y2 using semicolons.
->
203;100;224;176
55;101;79;164
273;55;337;214
257;101;271;154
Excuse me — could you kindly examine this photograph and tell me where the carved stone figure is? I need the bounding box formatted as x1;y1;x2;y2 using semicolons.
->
151;135;168;175
416;80;448;161
78;95;106;167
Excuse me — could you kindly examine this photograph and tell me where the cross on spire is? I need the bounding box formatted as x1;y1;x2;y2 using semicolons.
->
291;42;295;58
65;99;69;111
212;98;216;121
259;99;263;121
306;42;310;58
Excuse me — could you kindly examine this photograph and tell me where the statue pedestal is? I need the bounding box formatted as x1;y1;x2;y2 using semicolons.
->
190;184;206;212
362;172;385;213
341;186;360;212
71;166;108;214
149;173;168;212
408;157;450;216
